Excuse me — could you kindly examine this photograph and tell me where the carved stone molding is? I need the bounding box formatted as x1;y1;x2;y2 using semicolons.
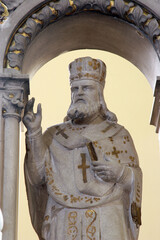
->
0;77;29;121
0;0;25;24
0;2;9;23
4;0;160;71
151;78;160;133
2;0;24;11
2;89;24;121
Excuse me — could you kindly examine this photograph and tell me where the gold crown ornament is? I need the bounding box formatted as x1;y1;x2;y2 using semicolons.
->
69;57;106;87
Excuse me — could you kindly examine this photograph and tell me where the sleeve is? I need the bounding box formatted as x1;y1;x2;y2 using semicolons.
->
24;127;53;240
24;127;46;185
114;128;142;240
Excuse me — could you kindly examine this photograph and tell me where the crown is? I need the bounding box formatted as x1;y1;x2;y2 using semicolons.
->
69;57;106;87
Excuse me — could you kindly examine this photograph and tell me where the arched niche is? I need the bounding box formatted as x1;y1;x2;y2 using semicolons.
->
21;11;160;90
0;1;160;240
1;0;160;91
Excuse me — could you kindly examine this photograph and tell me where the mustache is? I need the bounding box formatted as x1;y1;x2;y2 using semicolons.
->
73;95;90;104
67;100;101;122
68;110;85;120
74;99;86;103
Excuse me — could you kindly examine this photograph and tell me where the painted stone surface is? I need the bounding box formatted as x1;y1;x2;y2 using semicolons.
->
2;0;24;11
5;0;160;70
23;57;142;240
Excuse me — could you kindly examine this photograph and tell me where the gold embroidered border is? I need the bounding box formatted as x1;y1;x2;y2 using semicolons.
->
85;209;97;240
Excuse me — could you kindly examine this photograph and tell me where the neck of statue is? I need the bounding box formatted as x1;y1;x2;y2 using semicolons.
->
72;113;104;126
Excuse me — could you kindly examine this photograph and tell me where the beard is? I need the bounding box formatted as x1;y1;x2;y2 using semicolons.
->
67;99;101;122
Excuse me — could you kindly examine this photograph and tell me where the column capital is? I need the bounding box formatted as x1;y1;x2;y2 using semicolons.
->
0;75;29;121
150;77;160;133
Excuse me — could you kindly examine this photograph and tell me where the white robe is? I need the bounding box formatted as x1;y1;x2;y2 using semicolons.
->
24;120;142;240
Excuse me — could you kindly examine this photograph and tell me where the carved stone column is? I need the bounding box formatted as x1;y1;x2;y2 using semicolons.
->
0;76;29;240
151;77;160;133
0;91;4;209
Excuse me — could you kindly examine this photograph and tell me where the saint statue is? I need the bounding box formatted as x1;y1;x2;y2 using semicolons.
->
23;57;142;240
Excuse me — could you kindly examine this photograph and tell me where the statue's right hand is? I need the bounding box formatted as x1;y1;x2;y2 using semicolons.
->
23;98;42;134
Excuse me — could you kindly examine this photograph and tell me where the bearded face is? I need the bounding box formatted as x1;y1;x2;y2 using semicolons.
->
67;80;101;122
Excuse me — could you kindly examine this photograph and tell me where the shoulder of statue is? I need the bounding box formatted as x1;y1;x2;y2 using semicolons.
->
42;121;72;146
108;122;133;142
101;120;124;138
42;122;65;145
112;124;131;137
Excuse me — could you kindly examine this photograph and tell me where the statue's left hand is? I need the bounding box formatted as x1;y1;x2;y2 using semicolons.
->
91;160;125;183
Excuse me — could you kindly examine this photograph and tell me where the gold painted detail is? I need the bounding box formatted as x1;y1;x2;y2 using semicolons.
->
92;141;103;151
70;195;81;203
5;0;160;70
86;142;98;161
9;93;14;98
13;50;21;54
145;18;154;26
131;202;141;228
48;6;57;15
67;211;78;240
77;66;82;72
102;124;115;133
21;32;31;38
69;0;74;5
55;126;69;139
44;215;49;221
106;151;110;155
14;66;20;71
123;135;129;144
127;6;135;15
112;146;121;158
129;156;135;161
107;0;114;11
85;210;97;240
45;162;62;197
109;137;114;143
128;163;135;167
0;2;9;24
33;18;43;24
93;141;97;146
46;157;100;205
88;59;100;70
71;126;86;130
124;136;130;142
78;153;90;183
69;0;77;13
136;182;141;203
69;195;100;204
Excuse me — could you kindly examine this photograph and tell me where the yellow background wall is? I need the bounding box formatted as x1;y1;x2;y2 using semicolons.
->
18;50;160;240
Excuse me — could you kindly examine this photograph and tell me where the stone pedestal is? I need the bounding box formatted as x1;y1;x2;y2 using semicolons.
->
0;76;29;240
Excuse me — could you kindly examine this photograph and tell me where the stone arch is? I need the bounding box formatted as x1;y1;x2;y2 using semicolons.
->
1;0;160;89
0;1;160;240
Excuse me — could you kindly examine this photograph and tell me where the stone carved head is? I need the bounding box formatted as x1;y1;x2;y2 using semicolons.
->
66;57;117;123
